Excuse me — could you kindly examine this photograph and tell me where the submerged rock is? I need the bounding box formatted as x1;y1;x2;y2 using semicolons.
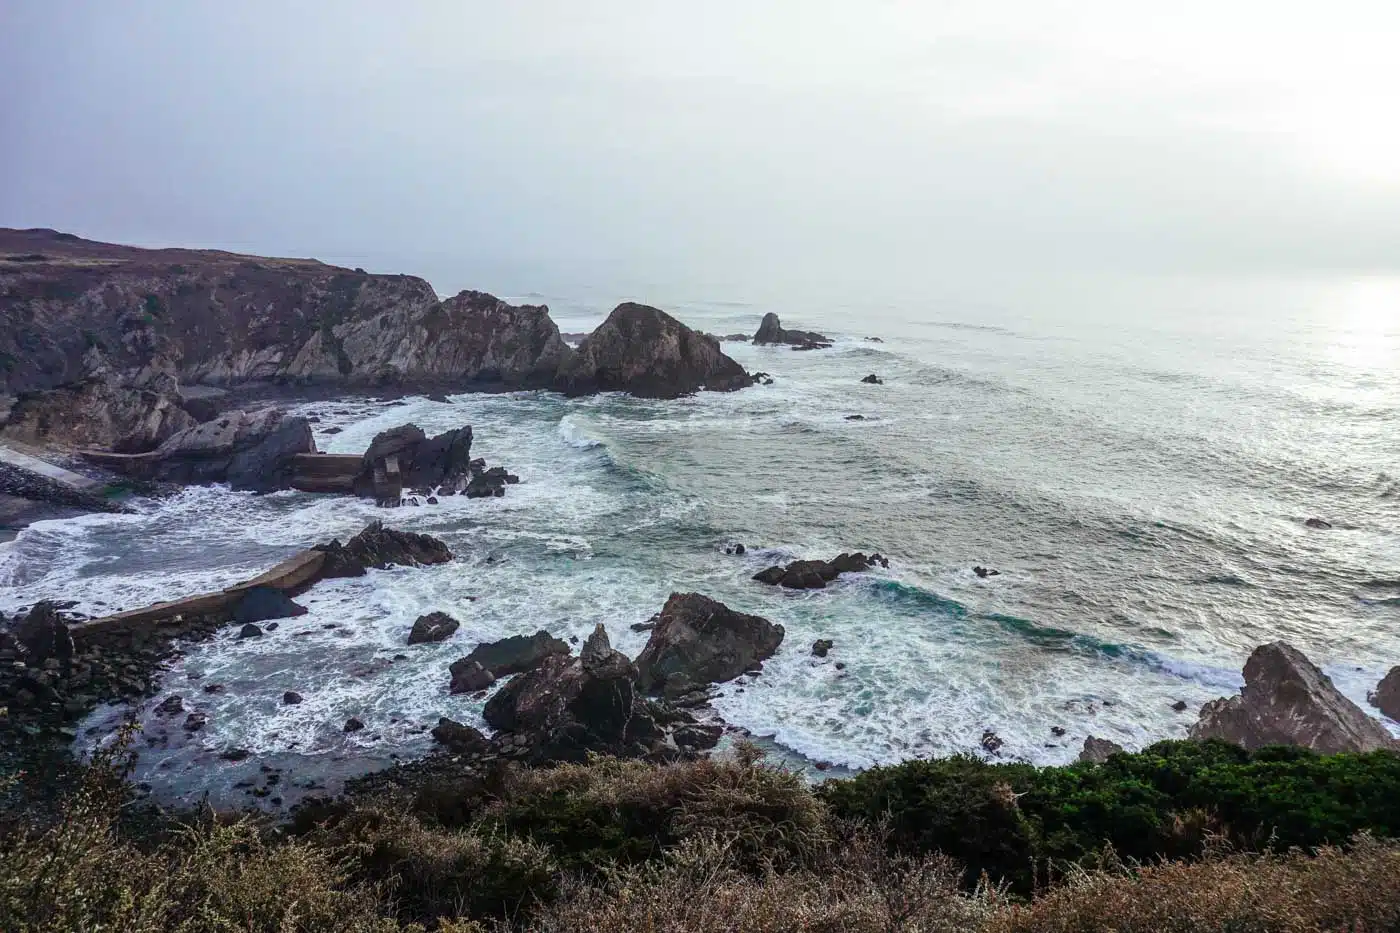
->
752;312;831;350
1370;667;1400;721
407;611;460;646
1189;641;1395;753
231;586;308;625
753;552;889;590
554;303;753;399
860;373;883;384
1304;517;1333;530
634;593;784;696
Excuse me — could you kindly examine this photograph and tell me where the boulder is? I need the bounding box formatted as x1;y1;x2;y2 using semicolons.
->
1370;667;1400;721
155;694;184;715
554;303;753;399
861;373;882;384
282;691;303;705
451;630;570;688
231;586;308;625
1079;736;1124;763
447;660;495;694
634;593;784;696
1305;518;1333;530
353;423;478;502
811;639;834;658
407;611;461;646
431;717;492;754
237;623;264;639
313;521;453;578
482;624;662;763
123;407;316;490
344;717;365;733
752;552;888;590
1189;641;1395;753
752;312;831;350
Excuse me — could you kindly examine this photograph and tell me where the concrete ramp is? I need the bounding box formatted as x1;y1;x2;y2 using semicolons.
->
0;441;107;494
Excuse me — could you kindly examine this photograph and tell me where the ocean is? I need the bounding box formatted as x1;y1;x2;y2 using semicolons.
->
2;273;1397;804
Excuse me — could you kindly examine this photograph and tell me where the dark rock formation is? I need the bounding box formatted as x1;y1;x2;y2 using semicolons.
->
313;521;453;578
482;624;662;763
973;566;1001;578
752;312;831;350
431;717;492;754
634;593;784;696
0;230;568;396
1305;517;1333;530
449;631;570;693
1171;700;1189;712
554;303;752;399
981;730;1004;754
811;639;834;658
282;691;303;705
156;695;185;715
1189;641;1395;753
237;623;263;639
1079;736;1124;763
231;586;308;625
407;611;460;646
9;602;74;667
861;373;883;384
753;552;889;590
344;717;365;733
1370;667;1400;720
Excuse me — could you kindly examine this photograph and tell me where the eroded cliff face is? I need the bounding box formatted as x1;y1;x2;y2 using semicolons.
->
0;229;565;394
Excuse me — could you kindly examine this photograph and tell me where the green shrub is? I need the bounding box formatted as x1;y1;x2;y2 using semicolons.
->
821;741;1400;892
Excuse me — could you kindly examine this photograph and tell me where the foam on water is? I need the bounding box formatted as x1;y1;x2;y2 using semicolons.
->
5;294;1400;802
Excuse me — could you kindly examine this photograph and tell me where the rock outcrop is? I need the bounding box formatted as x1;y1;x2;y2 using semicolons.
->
634;593;784;696
313;521;454;577
430;717;492;755
482;624;663;763
0;230;569;396
1368;667;1400;721
752;312;831;350
407;611;460;646
752;552;889;590
449;630;570;694
1189;641;1395;753
554;303;752;399
1079;736;1124;763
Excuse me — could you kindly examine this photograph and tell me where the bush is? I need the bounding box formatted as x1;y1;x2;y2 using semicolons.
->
821;740;1400;892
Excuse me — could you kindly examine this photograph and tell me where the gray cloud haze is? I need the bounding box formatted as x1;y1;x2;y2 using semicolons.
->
4;1;1399;301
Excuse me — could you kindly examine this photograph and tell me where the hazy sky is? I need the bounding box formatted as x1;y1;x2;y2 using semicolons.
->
3;1;1400;301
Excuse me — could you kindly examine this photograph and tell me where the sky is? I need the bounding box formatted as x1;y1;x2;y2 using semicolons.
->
3;1;1400;303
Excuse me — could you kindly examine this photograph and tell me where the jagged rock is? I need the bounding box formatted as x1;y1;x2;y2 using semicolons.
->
1079;736;1124;763
861;373;882;384
313;521;453;578
450;631;570;691
1370;667;1400;720
431;717;492;754
981;730;1004;753
674;722;724;750
1171;700;1189;712
1;346;195;452
231;586;308;625
344;717;365;733
752;312;831;350
554;303;753;399
1189;641;1395;753
10;601;73;666
407;611;461;645
634;593;784;696
752;552;889;590
483;624;661;763
282;691;303;705
811;639;834;658
973;566;1001;578
155;694;184;715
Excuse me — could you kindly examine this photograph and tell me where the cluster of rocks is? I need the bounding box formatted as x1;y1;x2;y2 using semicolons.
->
0;523;453;748
352;423;518;505
752;552;889;590
752;312;832;350
424;593;783;766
